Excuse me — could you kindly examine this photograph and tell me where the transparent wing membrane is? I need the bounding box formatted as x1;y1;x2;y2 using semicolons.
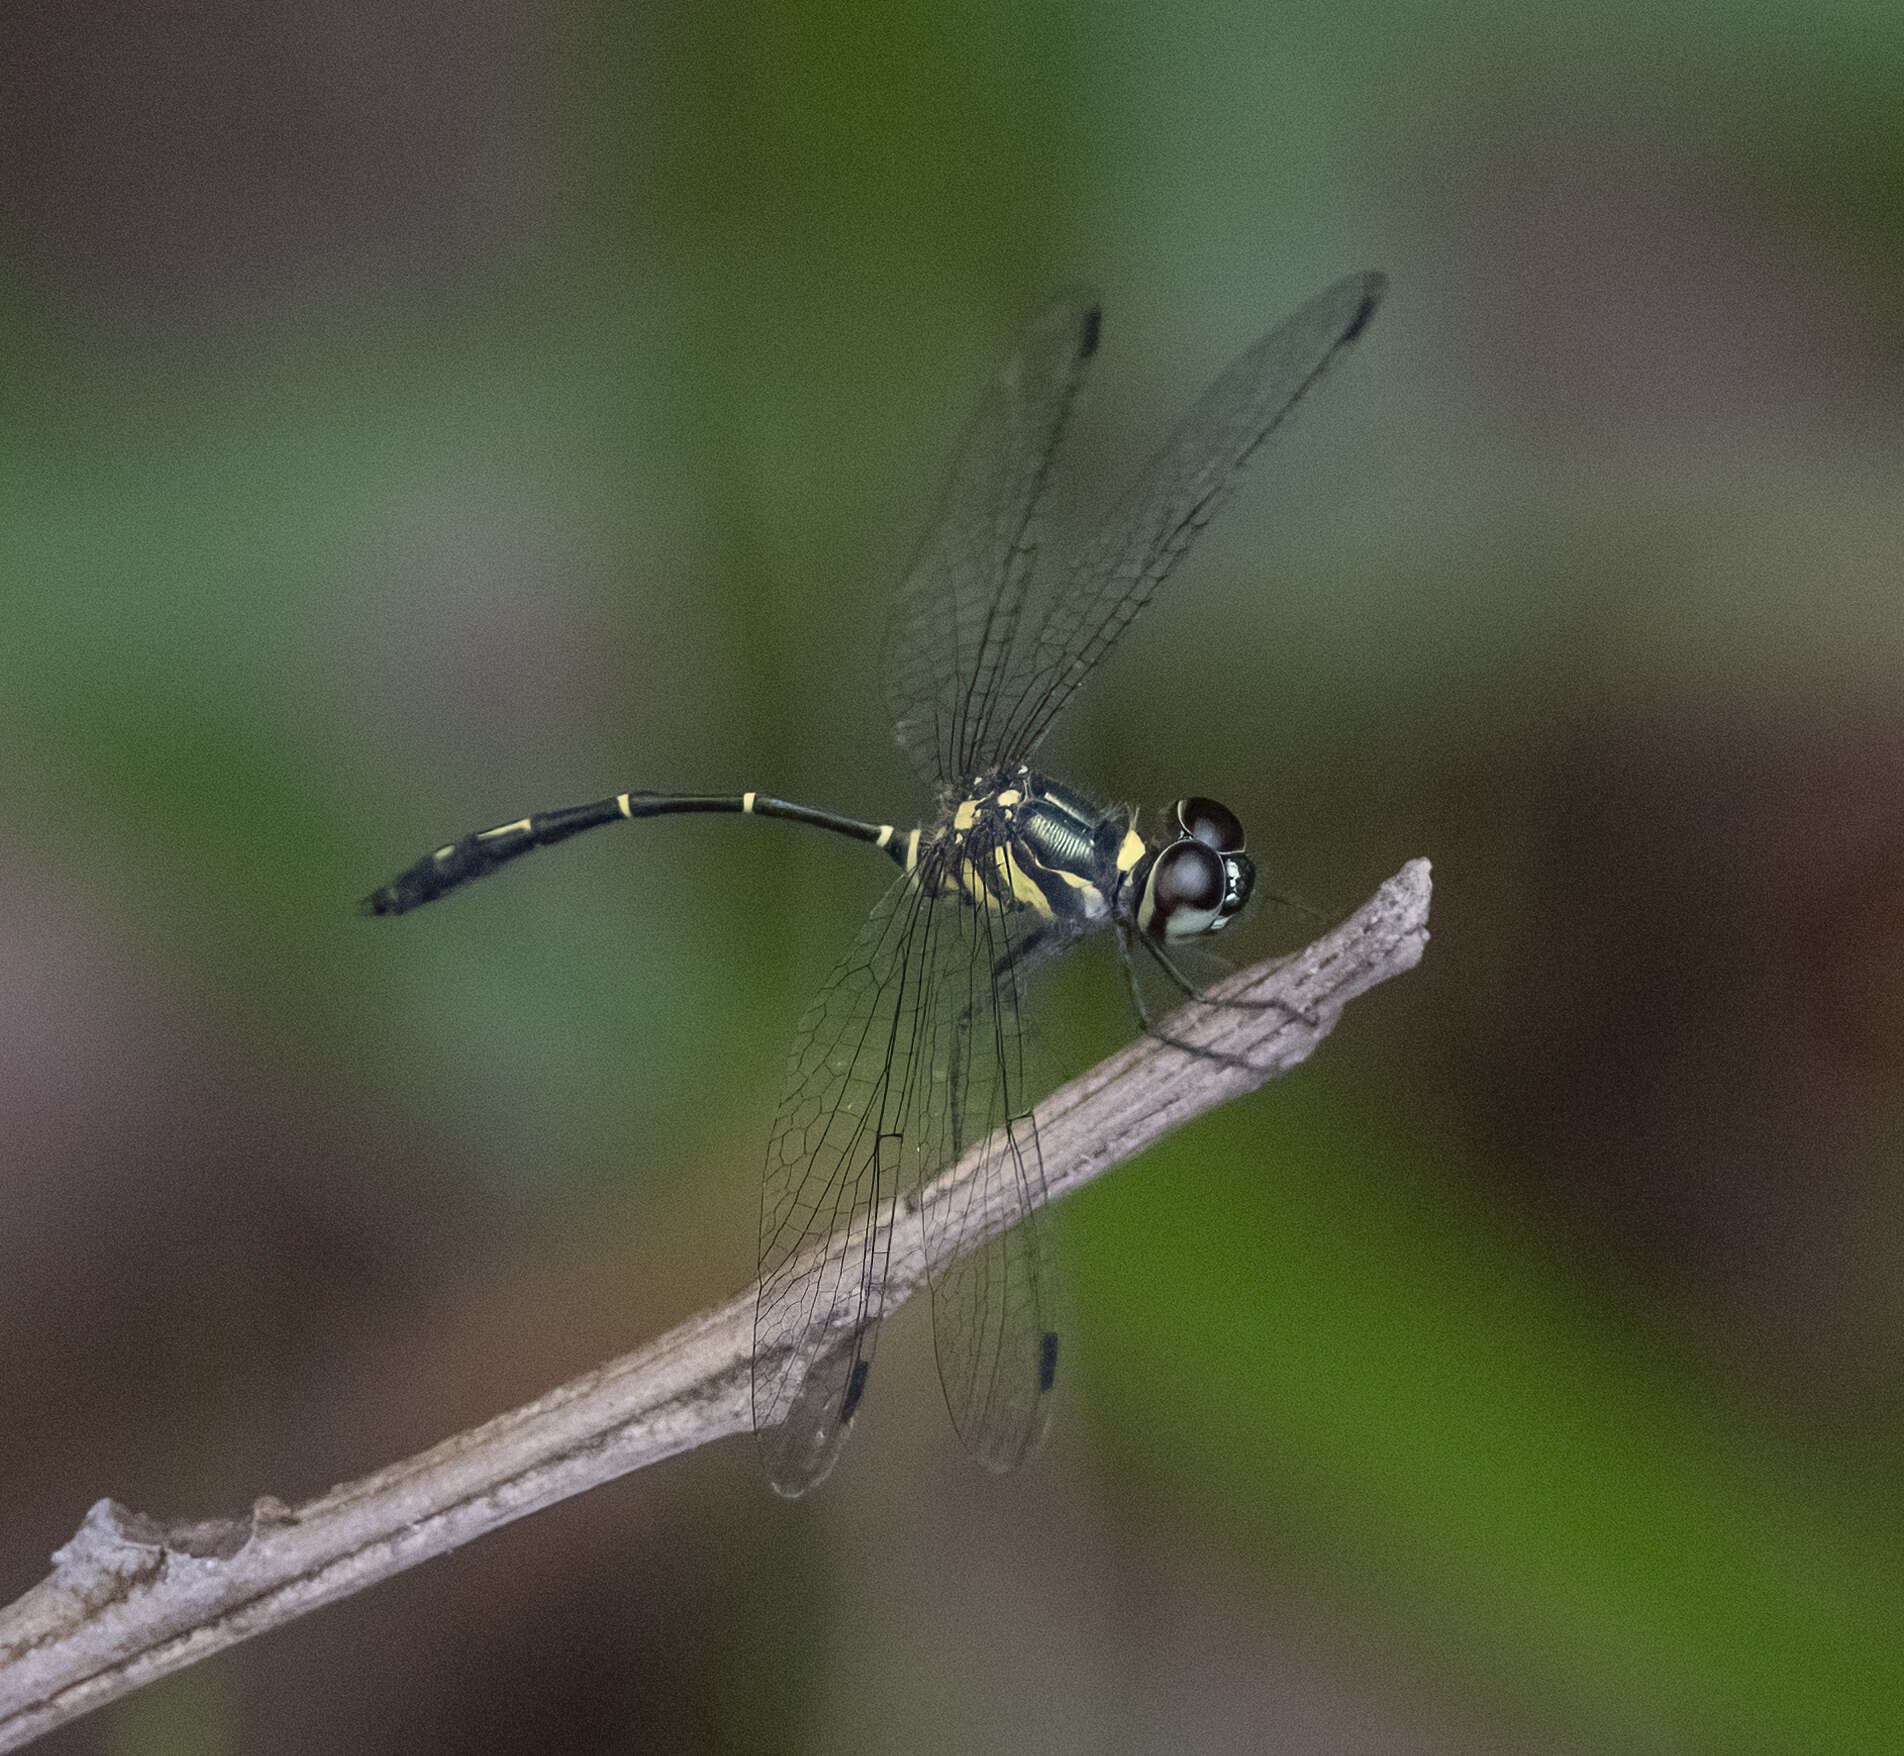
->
915;867;1056;1470
991;272;1385;766
755;870;927;1495
753;829;1057;1493
882;293;1102;788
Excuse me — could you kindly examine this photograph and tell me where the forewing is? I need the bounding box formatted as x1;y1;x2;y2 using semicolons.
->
754;868;935;1495
882;293;1102;786
913;833;1058;1471
991;271;1386;764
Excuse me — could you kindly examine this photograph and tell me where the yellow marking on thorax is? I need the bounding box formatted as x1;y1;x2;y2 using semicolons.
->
992;844;1058;918
952;798;980;832
1045;859;1109;920
1116;827;1146;873
995;788;1022;808
904;828;921;870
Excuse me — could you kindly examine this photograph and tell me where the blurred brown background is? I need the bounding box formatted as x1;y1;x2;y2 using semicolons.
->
3;2;1902;1751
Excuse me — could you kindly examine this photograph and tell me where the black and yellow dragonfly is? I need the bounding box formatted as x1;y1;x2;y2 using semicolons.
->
363;272;1385;1494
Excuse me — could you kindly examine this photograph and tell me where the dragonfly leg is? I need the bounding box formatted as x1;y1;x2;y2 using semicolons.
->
1116;925;1312;1071
1143;934;1321;1031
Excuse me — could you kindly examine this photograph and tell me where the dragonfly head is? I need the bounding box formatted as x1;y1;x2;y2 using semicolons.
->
1135;797;1255;940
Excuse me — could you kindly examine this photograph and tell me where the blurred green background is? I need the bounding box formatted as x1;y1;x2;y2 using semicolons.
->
4;1;1904;1751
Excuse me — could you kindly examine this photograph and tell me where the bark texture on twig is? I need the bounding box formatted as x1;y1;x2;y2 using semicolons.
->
0;860;1430;1751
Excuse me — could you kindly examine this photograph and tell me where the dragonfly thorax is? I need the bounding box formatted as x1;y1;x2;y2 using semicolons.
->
912;774;1255;943
911;768;1139;930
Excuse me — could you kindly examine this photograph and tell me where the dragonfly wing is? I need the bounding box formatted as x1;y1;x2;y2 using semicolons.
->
990;271;1386;765
930;1175;1054;1470
915;833;1059;1471
882;292;1103;786
754;866;939;1495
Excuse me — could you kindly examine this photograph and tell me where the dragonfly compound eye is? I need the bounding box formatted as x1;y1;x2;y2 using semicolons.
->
1141;841;1227;938
1175;796;1246;854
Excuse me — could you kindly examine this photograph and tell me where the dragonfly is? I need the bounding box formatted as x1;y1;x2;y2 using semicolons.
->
362;271;1385;1494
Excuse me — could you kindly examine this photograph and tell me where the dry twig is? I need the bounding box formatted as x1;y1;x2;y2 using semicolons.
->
0;859;1429;1751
